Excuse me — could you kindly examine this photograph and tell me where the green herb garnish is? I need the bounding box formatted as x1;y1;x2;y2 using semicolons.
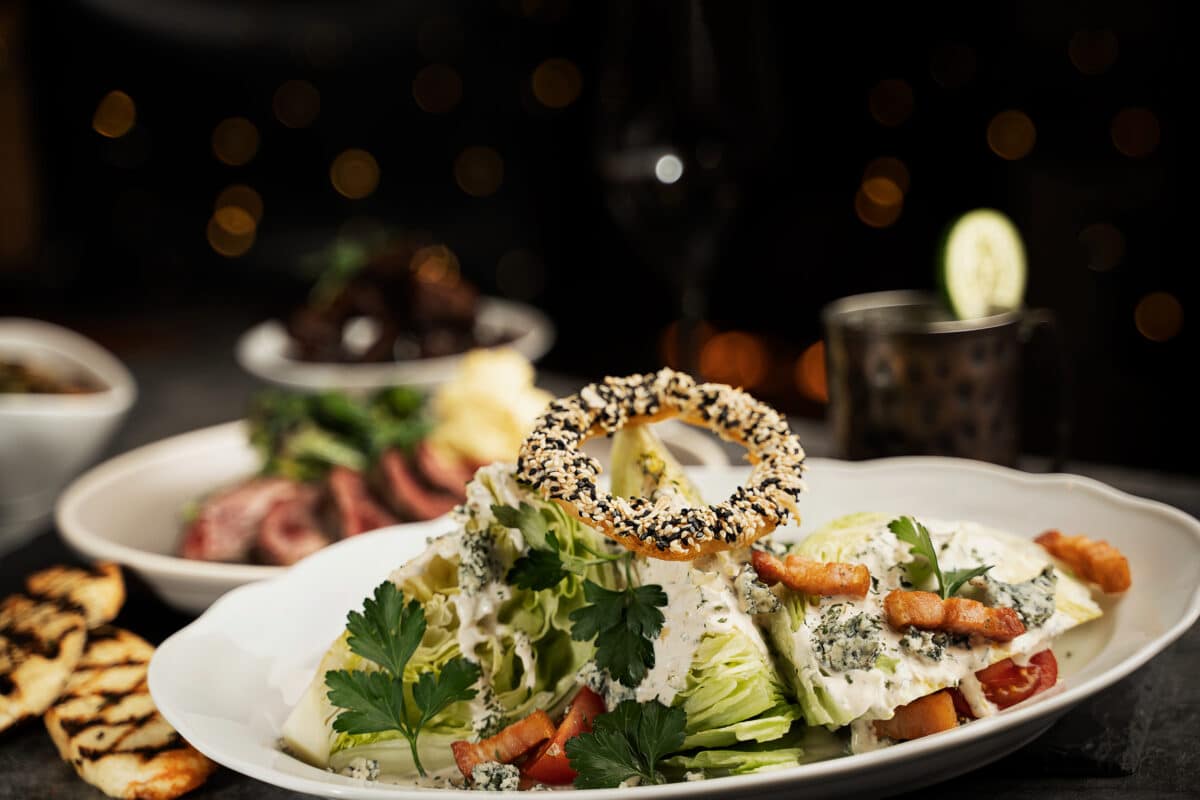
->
323;581;480;776
889;516;992;599
570;578;667;687
494;502;622;590
565;700;686;788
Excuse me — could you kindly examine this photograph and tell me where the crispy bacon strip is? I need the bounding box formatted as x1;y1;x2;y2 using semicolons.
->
751;549;870;598
873;690;959;741
883;590;1025;642
451;711;556;778
1035;530;1131;593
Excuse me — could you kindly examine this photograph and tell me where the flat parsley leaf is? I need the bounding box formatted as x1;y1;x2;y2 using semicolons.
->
565;700;686;788
944;565;994;598
889;516;991;599
344;581;424;677
412;657;481;730
325;668;408;734
507;532;570;590
569;581;667;687
325;581;479;776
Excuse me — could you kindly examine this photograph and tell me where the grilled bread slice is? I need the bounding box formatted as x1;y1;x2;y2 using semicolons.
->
26;563;125;630
44;626;217;800
0;594;88;732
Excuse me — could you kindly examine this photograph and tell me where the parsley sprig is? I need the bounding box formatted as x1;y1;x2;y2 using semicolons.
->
565;700;686;788
494;503;621;590
324;581;481;776
888;516;992;599
493;503;666;687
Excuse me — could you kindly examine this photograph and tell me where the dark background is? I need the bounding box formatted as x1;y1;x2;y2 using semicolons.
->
0;0;1189;472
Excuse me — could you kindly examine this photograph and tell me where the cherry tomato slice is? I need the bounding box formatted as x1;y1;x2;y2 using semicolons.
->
975;649;1059;709
522;687;607;785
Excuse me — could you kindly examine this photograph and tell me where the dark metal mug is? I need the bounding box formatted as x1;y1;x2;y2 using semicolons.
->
823;291;1063;467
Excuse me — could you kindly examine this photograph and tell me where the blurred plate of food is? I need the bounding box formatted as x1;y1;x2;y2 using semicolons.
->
235;236;554;390
55;351;727;613
1;318;136;551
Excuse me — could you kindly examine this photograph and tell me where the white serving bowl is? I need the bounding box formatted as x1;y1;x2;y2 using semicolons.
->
1;318;136;551
55;419;727;614
236;297;555;391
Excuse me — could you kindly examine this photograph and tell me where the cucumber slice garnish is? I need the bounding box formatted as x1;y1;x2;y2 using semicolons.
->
938;209;1027;319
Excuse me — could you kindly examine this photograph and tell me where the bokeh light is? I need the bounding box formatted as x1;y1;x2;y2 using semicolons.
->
213;206;255;237
272;80;320;129
863;157;910;194
211;117;259;166
497;249;546;300
654;154;684;184
1135;292;1183;342
861;176;903;207
699;331;768;388
454;146;504;197
412;64;463;114
929;43;976;89
1078;223;1124;272
1111;108;1160;158
868;79;913;127
411;245;461;285
330;149;380;199
206;214;255;257
987;110;1036;160
215;184;263;224
92;91;136;139
794;341;829;403
855;186;903;228
1069;30;1118;75
531;58;583;109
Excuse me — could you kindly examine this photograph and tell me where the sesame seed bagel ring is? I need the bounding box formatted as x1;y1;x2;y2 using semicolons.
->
515;369;806;560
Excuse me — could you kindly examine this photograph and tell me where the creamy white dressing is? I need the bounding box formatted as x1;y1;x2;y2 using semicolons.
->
632;553;768;706
779;516;1101;752
957;672;998;718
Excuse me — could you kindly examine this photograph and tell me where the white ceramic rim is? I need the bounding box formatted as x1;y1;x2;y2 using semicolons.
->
0;317;137;417
235;298;556;390
150;456;1200;799
55;420;281;584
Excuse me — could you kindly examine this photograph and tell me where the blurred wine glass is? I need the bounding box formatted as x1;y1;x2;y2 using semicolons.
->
595;0;780;373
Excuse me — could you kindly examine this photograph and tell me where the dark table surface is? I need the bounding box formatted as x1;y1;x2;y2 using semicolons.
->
1;312;1197;799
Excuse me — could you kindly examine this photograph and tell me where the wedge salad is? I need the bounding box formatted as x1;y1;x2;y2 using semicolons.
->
280;370;1130;791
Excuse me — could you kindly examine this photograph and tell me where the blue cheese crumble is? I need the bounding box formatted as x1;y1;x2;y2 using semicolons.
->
471;761;520;791
812;604;883;673
579;660;635;710
734;565;782;615
458;528;501;595
972;566;1057;627
339;758;380;781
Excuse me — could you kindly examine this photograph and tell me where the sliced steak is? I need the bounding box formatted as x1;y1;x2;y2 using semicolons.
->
327;466;398;537
413;441;474;501
377;449;459;521
255;485;331;566
180;478;307;562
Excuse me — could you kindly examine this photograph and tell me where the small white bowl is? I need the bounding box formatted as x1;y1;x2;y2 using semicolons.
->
236;297;555;391
55;419;728;614
1;318;136;551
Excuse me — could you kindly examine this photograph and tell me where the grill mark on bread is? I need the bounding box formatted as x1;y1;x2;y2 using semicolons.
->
43;626;217;797
78;732;187;762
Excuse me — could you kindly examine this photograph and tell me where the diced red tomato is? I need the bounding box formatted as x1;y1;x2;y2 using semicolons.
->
451;710;555;779
522;687;607;785
956;649;1059;717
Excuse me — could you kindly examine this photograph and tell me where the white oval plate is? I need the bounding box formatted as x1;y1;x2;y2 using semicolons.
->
56;420;727;614
236;298;556;391
149;459;1200;799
